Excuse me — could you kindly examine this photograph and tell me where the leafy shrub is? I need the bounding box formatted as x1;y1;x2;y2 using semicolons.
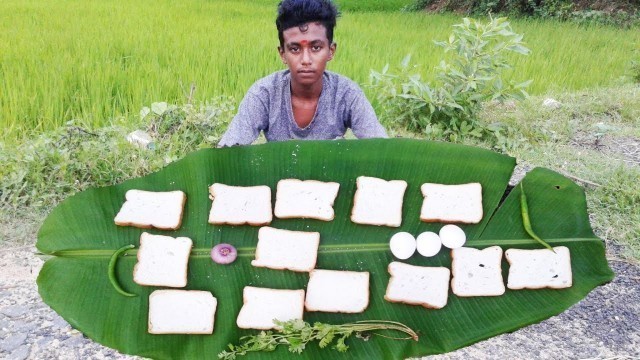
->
0;97;235;209
370;17;531;150
631;45;640;83
407;0;640;27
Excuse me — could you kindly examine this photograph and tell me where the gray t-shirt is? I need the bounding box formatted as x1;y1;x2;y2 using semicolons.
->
218;70;387;147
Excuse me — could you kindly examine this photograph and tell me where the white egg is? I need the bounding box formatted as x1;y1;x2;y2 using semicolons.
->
416;231;442;257
389;232;416;260
439;225;466;249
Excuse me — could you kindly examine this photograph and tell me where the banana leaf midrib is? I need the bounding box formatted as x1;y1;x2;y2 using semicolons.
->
43;237;600;257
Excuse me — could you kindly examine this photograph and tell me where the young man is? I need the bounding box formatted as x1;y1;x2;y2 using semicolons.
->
217;0;387;147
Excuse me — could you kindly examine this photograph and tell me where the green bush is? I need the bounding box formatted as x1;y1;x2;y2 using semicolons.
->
0;97;235;209
631;45;640;83
407;0;640;27
370;17;531;150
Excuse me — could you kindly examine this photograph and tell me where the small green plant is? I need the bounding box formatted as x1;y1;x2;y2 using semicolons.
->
631;44;640;83
140;97;235;163
0;97;235;210
370;17;531;150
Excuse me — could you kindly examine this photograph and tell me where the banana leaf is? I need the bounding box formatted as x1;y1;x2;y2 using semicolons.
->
37;139;614;359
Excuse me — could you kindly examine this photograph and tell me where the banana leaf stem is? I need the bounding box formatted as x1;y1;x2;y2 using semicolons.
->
108;244;137;297
520;183;555;252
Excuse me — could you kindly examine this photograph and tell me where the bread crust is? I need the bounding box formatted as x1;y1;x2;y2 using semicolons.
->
384;262;450;309
350;176;407;227
419;183;483;224
148;290;216;334
304;269;370;313
505;246;572;290
450;246;505;297
236;286;305;330
274;179;340;221
251;227;320;272
133;232;192;288
114;190;186;230
208;183;272;226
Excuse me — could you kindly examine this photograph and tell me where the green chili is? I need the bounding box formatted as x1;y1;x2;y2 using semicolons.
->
520;183;555;252
108;244;137;297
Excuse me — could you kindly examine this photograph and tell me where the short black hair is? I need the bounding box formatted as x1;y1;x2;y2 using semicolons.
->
276;0;340;47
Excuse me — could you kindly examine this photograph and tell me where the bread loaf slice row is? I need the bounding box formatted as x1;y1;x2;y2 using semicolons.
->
451;246;505;297
236;286;305;330
505;246;572;290
251;227;320;272
384;261;450;309
305;269;370;313
420;183;483;224
148;290;217;334
351;176;408;227
114;189;186;230
274;179;340;221
133;232;192;288
208;183;272;226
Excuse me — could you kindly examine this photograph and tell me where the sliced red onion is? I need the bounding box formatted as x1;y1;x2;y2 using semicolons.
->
211;243;237;264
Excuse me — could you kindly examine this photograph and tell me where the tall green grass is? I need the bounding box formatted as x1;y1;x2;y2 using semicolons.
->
1;0;639;140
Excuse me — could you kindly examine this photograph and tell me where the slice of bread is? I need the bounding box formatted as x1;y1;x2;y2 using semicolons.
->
148;290;217;334
420;183;483;224
251;227;320;272
451;246;505;297
236;286;305;330
208;183;272;226
505;246;572;290
274;179;340;221
351;176;408;227
384;261;450;309
305;269;370;313
133;232;192;288
114;190;186;230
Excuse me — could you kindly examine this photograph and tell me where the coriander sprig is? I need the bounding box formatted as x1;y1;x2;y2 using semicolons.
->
218;319;418;359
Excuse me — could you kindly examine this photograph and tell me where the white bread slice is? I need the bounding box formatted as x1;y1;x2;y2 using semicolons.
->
133;232;192;288
384;262;450;309
208;183;272;226
420;183;483;224
305;269;370;313
274;179;340;221
451;246;505;297
251;227;320;272
148;290;217;334
236;286;305;330
114;190;186;230
351;176;408;227
505;246;572;290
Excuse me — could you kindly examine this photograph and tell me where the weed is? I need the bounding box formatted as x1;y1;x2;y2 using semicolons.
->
370;17;531;150
631;44;640;83
0;98;234;209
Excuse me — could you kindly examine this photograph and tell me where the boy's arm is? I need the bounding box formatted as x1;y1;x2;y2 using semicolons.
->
348;89;388;139
217;92;268;147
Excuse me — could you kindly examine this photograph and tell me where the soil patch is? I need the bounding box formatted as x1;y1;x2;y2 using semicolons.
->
571;133;640;167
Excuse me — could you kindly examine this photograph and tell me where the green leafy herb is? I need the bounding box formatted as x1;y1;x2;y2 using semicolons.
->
108;244;137;297
218;319;418;359
520;183;555;252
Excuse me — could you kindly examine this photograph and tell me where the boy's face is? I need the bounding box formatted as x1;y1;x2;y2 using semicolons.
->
278;22;336;88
